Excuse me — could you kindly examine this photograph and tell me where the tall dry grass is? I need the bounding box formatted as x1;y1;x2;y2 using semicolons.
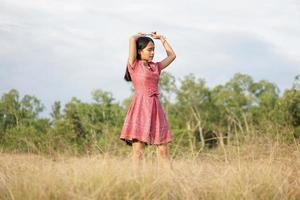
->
0;137;299;200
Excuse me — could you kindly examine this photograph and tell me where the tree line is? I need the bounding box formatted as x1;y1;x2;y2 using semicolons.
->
0;72;299;155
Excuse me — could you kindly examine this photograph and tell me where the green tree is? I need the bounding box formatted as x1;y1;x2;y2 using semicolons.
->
64;98;87;141
50;101;62;122
249;80;279;124
175;73;211;151
19;94;45;126
277;76;300;138
0;89;21;130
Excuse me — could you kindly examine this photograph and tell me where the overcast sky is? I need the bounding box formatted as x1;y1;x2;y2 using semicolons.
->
1;0;299;118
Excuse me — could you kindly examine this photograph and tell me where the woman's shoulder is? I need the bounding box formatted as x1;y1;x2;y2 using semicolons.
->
150;60;161;65
128;59;140;70
150;61;161;74
148;61;160;67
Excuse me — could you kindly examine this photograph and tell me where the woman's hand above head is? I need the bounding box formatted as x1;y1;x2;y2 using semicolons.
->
151;32;168;46
128;32;147;69
137;32;147;36
151;32;176;71
150;32;164;40
130;32;147;40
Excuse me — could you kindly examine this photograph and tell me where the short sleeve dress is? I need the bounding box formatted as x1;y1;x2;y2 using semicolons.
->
120;59;172;146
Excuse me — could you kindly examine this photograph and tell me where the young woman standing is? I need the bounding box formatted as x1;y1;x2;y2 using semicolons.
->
120;32;176;170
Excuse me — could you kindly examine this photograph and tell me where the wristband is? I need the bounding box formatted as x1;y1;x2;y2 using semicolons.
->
161;36;167;44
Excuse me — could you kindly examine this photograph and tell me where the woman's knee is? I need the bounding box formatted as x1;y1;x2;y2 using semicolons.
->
132;140;145;156
157;144;169;158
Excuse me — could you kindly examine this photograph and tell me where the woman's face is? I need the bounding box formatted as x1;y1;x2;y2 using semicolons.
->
139;42;155;62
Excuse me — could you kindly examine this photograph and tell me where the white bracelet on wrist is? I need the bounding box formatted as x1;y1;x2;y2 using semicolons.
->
161;36;167;43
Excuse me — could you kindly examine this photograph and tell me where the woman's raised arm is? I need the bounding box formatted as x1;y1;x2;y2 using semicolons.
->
128;33;145;68
151;32;176;71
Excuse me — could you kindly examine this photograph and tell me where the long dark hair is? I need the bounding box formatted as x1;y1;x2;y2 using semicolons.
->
124;36;154;82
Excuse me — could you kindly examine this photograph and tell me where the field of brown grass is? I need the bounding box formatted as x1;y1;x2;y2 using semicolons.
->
0;138;299;200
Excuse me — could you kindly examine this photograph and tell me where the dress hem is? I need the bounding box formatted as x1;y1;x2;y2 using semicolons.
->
120;137;172;146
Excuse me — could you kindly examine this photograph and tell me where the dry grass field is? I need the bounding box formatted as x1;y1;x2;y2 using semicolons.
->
0;137;299;200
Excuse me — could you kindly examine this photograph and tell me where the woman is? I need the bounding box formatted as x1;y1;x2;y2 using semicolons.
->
120;32;176;170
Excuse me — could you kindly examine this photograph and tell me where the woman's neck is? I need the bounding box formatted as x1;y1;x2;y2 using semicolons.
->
141;59;149;65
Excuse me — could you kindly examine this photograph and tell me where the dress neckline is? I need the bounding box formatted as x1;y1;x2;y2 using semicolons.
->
140;60;154;72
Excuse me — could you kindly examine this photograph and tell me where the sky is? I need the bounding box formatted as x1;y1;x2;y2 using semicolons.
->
0;0;299;118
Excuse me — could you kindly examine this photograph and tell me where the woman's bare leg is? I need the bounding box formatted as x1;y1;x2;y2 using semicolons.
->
132;140;146;171
156;143;173;170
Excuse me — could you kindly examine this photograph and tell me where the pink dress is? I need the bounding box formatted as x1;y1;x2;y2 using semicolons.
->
120;59;172;146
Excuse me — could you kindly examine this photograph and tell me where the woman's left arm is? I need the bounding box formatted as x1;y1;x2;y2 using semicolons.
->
151;33;176;70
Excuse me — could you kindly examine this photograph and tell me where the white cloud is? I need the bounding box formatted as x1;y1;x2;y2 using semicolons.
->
0;0;299;117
